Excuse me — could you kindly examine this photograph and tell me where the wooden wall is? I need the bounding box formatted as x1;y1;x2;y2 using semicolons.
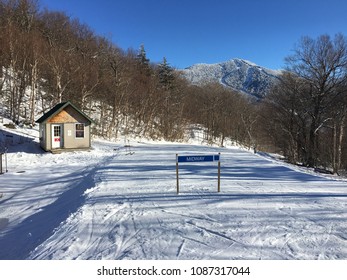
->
48;106;89;124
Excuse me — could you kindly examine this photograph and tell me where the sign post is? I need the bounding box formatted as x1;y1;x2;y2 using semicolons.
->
0;153;3;175
176;153;221;194
176;154;179;194
218;154;221;192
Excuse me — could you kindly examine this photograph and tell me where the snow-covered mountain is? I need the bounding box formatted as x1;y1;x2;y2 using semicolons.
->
181;58;282;99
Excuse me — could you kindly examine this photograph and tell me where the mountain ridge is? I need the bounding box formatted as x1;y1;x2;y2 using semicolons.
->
180;58;282;99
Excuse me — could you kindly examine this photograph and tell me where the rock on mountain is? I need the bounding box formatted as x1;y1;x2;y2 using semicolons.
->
181;58;282;99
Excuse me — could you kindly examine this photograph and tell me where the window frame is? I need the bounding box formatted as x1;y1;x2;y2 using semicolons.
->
75;123;85;139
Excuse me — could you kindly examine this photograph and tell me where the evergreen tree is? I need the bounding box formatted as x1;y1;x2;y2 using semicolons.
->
136;44;149;66
158;57;174;90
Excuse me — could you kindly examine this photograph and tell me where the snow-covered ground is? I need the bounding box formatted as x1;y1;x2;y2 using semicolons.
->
0;125;347;260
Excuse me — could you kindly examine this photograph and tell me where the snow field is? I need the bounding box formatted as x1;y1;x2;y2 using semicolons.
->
0;123;346;260
1;139;343;260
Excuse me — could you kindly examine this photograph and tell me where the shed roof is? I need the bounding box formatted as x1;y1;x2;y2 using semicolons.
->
36;101;93;124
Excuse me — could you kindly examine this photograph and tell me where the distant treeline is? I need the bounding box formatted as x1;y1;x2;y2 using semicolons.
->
1;0;347;173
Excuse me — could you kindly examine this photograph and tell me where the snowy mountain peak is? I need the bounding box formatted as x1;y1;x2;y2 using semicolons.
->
181;58;282;99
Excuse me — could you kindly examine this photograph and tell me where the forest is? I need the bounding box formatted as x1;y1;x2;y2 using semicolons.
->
1;0;347;174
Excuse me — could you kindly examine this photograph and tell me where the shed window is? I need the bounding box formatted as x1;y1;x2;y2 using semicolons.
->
54;126;61;137
75;123;85;138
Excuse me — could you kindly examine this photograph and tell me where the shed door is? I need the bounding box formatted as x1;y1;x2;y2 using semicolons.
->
52;124;63;149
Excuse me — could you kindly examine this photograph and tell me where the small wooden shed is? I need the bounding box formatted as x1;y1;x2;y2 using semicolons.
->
36;101;93;152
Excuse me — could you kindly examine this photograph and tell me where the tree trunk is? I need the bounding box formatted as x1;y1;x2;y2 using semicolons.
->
333;122;337;173
337;114;346;174
29;60;38;126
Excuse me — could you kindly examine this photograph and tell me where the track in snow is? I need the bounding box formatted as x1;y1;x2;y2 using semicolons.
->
3;142;347;260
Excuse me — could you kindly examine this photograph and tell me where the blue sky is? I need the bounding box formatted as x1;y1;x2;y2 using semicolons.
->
39;0;347;70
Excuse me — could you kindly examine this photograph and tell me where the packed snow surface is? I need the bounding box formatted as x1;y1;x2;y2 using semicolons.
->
0;128;347;260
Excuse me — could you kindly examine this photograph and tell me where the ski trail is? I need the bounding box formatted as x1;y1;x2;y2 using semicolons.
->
187;221;242;245
176;240;185;258
25;142;347;260
0;165;98;260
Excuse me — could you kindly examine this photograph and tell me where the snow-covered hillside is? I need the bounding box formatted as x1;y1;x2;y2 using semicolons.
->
181;58;282;98
0;125;347;260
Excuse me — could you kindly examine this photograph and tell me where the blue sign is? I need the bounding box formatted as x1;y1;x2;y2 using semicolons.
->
177;154;220;163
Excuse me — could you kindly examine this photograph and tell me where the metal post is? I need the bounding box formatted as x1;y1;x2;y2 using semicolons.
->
176;154;179;194
5;149;7;173
0;153;3;174
217;152;221;192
